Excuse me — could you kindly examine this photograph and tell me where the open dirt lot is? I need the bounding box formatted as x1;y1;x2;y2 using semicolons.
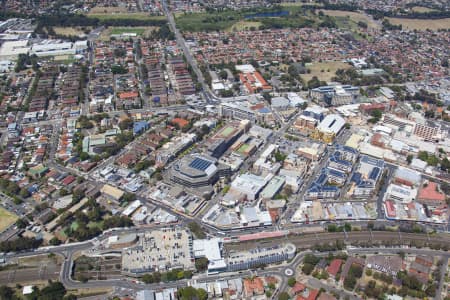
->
89;6;129;14
53;27;90;36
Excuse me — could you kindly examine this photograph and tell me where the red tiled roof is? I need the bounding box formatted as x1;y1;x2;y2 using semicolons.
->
291;282;306;294
386;200;396;218
119;91;139;99
327;259;343;277
171;118;189;128
307;289;319;300
61;175;76;186
418;182;446;203
243;277;264;296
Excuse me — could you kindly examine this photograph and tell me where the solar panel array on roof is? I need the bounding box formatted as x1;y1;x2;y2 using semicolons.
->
328;168;346;178
369;167;381;181
189;157;213;171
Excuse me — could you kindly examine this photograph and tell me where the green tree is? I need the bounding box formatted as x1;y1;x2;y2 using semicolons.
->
188;222;206;239
6;182;19;195
197;288;207;300
122;192;136;203
15;218;29;229
307;76;322;89
0;285;14;300
274;151;287;162
219;70;228;80
302;263;315;275
19;188;30;198
39;281;66;300
344;223;352;232
278;292;290;300
79;152;90;161
406;154;413;164
287;277;296;287
142;273;155;284
178;286;198;300
49;237;62;246
195;257;209;272
59;188;69;196
119;118;133;130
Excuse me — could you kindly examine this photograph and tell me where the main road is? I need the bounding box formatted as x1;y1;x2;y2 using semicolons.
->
5;230;450;291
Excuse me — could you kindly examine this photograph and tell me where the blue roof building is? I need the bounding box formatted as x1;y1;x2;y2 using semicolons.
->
305;168;343;200
133;121;149;135
351;155;385;198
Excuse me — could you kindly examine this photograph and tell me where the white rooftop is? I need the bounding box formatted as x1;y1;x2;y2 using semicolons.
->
235;64;256;73
317;114;345;134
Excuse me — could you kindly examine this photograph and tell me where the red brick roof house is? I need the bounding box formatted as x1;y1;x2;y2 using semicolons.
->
327;259;343;277
417;182;446;206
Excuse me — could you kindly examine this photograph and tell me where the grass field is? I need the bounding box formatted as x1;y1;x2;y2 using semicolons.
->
280;2;323;7
87;13;166;22
228;21;262;32
387;17;450;30
300;61;352;84
176;11;238;32
0;207;18;232
321;10;380;29
411;6;437;13
53;55;76;64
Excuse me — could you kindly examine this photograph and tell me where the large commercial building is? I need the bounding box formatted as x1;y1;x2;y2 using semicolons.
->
305;168;343;200
393;167;421;187
30;40;88;57
170;154;231;188
219;101;274;124
228;173;271;201
227;243;296;272
302;105;327;121
310;85;359;106
122;227;194;275
350;155;385;198
311;114;346;143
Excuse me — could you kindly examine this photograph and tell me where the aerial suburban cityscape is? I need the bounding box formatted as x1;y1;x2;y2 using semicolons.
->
0;0;448;299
